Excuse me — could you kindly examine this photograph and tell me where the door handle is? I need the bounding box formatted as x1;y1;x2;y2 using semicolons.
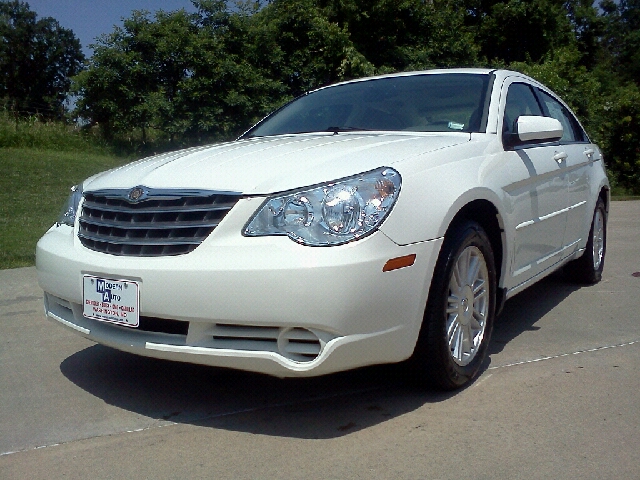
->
553;152;568;162
584;148;594;158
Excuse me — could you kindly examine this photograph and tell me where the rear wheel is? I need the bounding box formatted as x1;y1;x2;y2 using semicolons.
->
411;221;496;390
565;198;606;284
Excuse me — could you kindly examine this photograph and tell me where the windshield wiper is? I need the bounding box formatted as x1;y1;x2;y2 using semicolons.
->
242;126;370;139
326;126;370;134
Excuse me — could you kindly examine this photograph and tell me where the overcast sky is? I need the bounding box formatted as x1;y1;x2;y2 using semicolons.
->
26;0;198;55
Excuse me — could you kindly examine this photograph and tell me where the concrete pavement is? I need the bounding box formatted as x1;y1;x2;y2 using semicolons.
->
1;201;639;479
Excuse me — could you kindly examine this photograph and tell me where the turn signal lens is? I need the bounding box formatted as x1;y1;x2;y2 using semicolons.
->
383;254;416;272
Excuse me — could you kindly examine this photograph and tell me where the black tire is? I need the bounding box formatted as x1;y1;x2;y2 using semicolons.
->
410;221;497;390
564;198;607;285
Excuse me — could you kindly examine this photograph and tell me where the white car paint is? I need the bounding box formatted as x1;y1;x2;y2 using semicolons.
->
86;133;469;195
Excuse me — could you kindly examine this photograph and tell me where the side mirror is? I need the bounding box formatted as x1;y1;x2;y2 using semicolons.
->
516;116;563;142
503;115;563;148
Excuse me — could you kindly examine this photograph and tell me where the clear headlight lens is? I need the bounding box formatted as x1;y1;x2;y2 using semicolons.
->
244;167;401;246
57;184;83;227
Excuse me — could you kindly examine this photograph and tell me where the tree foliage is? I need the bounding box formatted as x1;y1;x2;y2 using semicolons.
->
463;0;575;63
74;2;287;146
600;0;640;85
318;0;479;71
8;0;638;192
0;1;84;119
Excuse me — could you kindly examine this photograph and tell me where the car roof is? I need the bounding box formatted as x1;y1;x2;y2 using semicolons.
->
309;68;536;93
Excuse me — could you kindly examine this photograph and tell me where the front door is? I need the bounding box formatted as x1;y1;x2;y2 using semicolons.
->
500;81;569;286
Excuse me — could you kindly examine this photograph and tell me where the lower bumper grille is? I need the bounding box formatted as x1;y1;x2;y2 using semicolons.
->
138;317;189;336
210;324;324;361
46;293;333;363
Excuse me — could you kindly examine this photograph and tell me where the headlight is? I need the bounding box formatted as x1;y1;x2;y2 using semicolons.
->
57;184;83;227
244;167;401;246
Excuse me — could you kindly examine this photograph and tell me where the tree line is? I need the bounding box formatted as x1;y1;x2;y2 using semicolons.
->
1;0;639;193
0;0;83;118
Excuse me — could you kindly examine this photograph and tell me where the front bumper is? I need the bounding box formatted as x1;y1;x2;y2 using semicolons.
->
37;198;442;377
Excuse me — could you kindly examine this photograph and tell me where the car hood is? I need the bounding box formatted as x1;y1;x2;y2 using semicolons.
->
84;132;470;195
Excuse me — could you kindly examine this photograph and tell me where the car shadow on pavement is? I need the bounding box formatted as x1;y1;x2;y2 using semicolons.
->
59;272;583;440
489;270;582;356
59;344;455;439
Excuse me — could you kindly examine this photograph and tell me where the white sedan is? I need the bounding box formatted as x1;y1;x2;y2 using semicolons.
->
37;69;609;390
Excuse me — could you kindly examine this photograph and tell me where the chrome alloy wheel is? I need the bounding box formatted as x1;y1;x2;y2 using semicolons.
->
592;208;605;271
446;245;489;366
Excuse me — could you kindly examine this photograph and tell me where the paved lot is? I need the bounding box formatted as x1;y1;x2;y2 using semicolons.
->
1;201;639;479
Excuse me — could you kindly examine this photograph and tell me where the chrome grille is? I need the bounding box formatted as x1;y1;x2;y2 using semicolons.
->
78;188;241;256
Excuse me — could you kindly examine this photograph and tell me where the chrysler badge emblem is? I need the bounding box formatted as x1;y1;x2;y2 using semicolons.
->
128;186;146;202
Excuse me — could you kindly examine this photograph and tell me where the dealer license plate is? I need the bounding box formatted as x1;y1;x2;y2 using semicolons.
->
83;275;140;327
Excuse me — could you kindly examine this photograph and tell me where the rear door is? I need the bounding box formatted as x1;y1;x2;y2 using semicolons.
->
535;88;596;253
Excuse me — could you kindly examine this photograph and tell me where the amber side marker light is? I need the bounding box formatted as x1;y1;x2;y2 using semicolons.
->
383;254;417;272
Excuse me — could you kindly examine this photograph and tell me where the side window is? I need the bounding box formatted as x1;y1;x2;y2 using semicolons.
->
503;83;543;135
538;90;585;143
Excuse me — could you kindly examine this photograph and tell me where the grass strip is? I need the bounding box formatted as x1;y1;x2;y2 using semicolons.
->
0;147;129;269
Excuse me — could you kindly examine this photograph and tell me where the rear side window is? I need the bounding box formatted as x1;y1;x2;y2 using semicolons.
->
503;83;543;135
537;90;586;143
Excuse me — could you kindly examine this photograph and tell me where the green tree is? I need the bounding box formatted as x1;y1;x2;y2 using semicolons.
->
75;2;285;148
461;0;574;64
595;84;640;194
181;0;286;140
594;1;640;193
319;0;479;72
600;0;640;86
563;0;603;66
0;0;84;119
74;10;196;143
247;0;372;96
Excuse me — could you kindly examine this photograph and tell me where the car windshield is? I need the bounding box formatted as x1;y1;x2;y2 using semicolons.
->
244;73;491;138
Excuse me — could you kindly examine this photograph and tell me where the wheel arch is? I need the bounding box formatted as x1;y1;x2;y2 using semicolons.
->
443;198;507;314
599;185;610;214
448;200;504;274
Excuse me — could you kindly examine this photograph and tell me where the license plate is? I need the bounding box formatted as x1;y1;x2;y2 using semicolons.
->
83;275;140;327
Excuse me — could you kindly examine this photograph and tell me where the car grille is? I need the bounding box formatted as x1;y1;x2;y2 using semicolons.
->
78;188;241;256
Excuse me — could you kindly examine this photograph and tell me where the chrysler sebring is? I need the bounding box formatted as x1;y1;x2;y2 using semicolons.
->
36;69;609;390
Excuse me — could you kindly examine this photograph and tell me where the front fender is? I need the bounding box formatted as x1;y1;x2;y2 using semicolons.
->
380;147;511;246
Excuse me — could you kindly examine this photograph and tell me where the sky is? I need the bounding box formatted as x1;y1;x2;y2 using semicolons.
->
26;0;198;56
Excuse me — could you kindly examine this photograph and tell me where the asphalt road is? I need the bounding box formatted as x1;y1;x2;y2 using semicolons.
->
1;201;639;479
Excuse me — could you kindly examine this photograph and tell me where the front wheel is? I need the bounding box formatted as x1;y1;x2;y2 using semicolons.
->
411;221;496;390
